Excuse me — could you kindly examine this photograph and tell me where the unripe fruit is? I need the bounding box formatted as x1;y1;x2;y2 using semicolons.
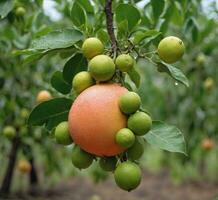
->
71;146;94;169
36;90;52;103
119;92;141;114
203;77;214;90
3;126;16;139
88;55;115;81
202;138;215;151
158;36;185;64
127;137;144;161
20;108;29;119
20;126;28;137
115;54;134;72
116;128;135;148
99;157;117;171
18;160;31;173
15;7;26;17
114;161;141;191
128;112;152;136
196;53;206;65
55;121;72;145
72;71;95;94
82;37;104;59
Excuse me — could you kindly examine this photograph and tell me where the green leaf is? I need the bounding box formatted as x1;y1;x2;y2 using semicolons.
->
151;0;165;22
0;0;14;19
77;0;94;13
144;121;187;155
157;62;189;87
51;71;72;94
127;65;141;88
71;2;86;28
31;29;83;50
28;98;72;126
63;53;87;84
96;29;109;44
115;4;141;31
133;29;161;45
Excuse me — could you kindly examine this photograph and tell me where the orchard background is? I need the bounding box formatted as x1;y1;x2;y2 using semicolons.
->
0;0;218;199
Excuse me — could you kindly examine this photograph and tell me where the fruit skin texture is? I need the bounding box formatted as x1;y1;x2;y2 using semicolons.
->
128;112;152;136
158;36;185;64
18;160;31;173
3;126;16;139
119;92;141;114
82;37;104;59
99;157;117;171
127;137;144;161
88;55;115;81
68;84;128;156
114;161;141;191
72;71;95;94
115;54;134;72
202;138;215;151
71;146;94;169
55;121;72;145
36;90;52;103
116;128;135;148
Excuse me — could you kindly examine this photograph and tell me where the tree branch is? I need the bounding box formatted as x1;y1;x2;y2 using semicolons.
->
104;0;118;57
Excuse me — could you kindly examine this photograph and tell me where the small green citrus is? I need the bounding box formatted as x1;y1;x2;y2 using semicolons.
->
127;137;144;161
3;126;16;139
72;71;95;94
88;55;115;81
99;156;117;171
116;128;135;148
114;161;142;191
115;54;134;72
15;7;26;16
158;36;185;64
55;121;73;145
71;146;94;169
128;112;152;135
119;92;141;114
82;37;104;59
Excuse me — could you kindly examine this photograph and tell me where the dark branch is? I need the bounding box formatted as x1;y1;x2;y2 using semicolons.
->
104;0;118;57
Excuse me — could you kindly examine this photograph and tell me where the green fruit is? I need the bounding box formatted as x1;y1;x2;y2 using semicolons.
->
119;92;141;114
204;77;214;90
88;55;115;81
115;54;134;72
128;112;152;135
72;71;95;94
20;108;29;119
20;126;28;137
55;121;72;145
116;128;135;148
127;137;144;161
71;146;94;169
82;37;104;59
15;7;26;16
196;53;206;65
99;157;117;171
3;126;16;139
158;36;185;64
114;161;142;191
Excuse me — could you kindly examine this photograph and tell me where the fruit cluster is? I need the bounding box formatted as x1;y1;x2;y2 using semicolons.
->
53;37;154;191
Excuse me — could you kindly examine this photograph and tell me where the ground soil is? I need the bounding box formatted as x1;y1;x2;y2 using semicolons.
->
1;171;218;200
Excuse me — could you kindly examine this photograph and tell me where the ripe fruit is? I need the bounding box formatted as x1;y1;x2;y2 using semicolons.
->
68;84;128;156
128;112;152;135
55;121;72;145
99;157;117;171
82;37;104;59
88;55;115;81
158;36;185;64
115;54;134;72
202;138;215;151
18;160;31;173
116;128;135;148
71;146;94;169
119;92;141;114
127;137;144;161
3;126;16;139
114;161;141;191
15;7;26;16
36;90;52;103
204;77;214;90
72;71;95;94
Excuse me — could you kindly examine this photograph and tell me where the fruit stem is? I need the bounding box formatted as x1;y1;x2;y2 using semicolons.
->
104;0;118;58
